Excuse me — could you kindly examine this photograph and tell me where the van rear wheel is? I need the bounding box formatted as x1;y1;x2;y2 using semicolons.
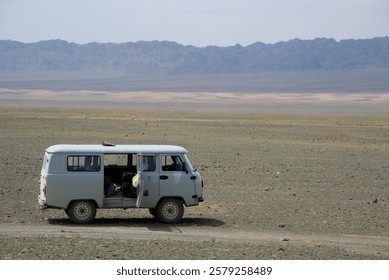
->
156;198;184;224
67;200;96;224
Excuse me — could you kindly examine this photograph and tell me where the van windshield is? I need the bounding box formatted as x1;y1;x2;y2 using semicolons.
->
183;154;196;171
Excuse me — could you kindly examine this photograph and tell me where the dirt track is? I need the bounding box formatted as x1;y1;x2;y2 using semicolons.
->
1;222;389;259
1;91;389;259
2;223;389;249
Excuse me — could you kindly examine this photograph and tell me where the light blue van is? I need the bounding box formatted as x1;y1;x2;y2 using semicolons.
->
38;143;204;224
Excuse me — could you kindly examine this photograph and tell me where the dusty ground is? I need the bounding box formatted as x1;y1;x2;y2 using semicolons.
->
0;90;389;259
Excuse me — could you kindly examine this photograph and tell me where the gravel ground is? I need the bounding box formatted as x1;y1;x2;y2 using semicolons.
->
0;104;388;259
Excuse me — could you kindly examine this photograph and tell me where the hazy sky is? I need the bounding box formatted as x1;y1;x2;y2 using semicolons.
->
1;0;388;46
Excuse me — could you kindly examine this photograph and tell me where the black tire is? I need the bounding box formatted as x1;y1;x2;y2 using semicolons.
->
67;200;96;224
156;198;184;224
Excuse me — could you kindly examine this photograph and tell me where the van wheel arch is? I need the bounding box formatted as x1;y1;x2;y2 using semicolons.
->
66;200;97;224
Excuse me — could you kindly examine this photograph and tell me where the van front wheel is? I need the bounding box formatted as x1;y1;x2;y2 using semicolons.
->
67;200;96;224
156;198;184;224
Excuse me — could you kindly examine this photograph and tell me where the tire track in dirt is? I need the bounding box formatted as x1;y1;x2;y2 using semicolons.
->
1;223;389;256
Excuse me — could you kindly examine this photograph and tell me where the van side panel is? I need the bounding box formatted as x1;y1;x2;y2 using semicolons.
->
46;174;104;208
45;154;104;208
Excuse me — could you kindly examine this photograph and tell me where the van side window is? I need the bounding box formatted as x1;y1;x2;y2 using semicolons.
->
67;156;101;172
162;155;184;171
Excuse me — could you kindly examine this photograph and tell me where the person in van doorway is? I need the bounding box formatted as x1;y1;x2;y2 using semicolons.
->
132;173;140;188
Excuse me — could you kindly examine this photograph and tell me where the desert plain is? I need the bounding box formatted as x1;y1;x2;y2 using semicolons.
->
0;89;389;259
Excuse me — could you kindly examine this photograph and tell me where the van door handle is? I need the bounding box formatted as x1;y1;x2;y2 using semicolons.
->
160;175;169;180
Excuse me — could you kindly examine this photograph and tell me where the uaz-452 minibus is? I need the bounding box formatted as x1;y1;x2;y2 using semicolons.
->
38;143;204;224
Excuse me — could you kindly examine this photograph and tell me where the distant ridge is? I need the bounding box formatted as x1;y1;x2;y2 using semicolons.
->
1;38;389;92
1;37;389;74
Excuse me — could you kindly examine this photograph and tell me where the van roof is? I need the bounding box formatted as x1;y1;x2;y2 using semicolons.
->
46;144;188;154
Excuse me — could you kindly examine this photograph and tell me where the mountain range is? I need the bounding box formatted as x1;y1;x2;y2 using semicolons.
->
0;37;388;92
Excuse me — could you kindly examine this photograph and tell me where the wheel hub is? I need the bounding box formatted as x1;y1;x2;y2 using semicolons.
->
75;203;91;219
163;203;178;218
